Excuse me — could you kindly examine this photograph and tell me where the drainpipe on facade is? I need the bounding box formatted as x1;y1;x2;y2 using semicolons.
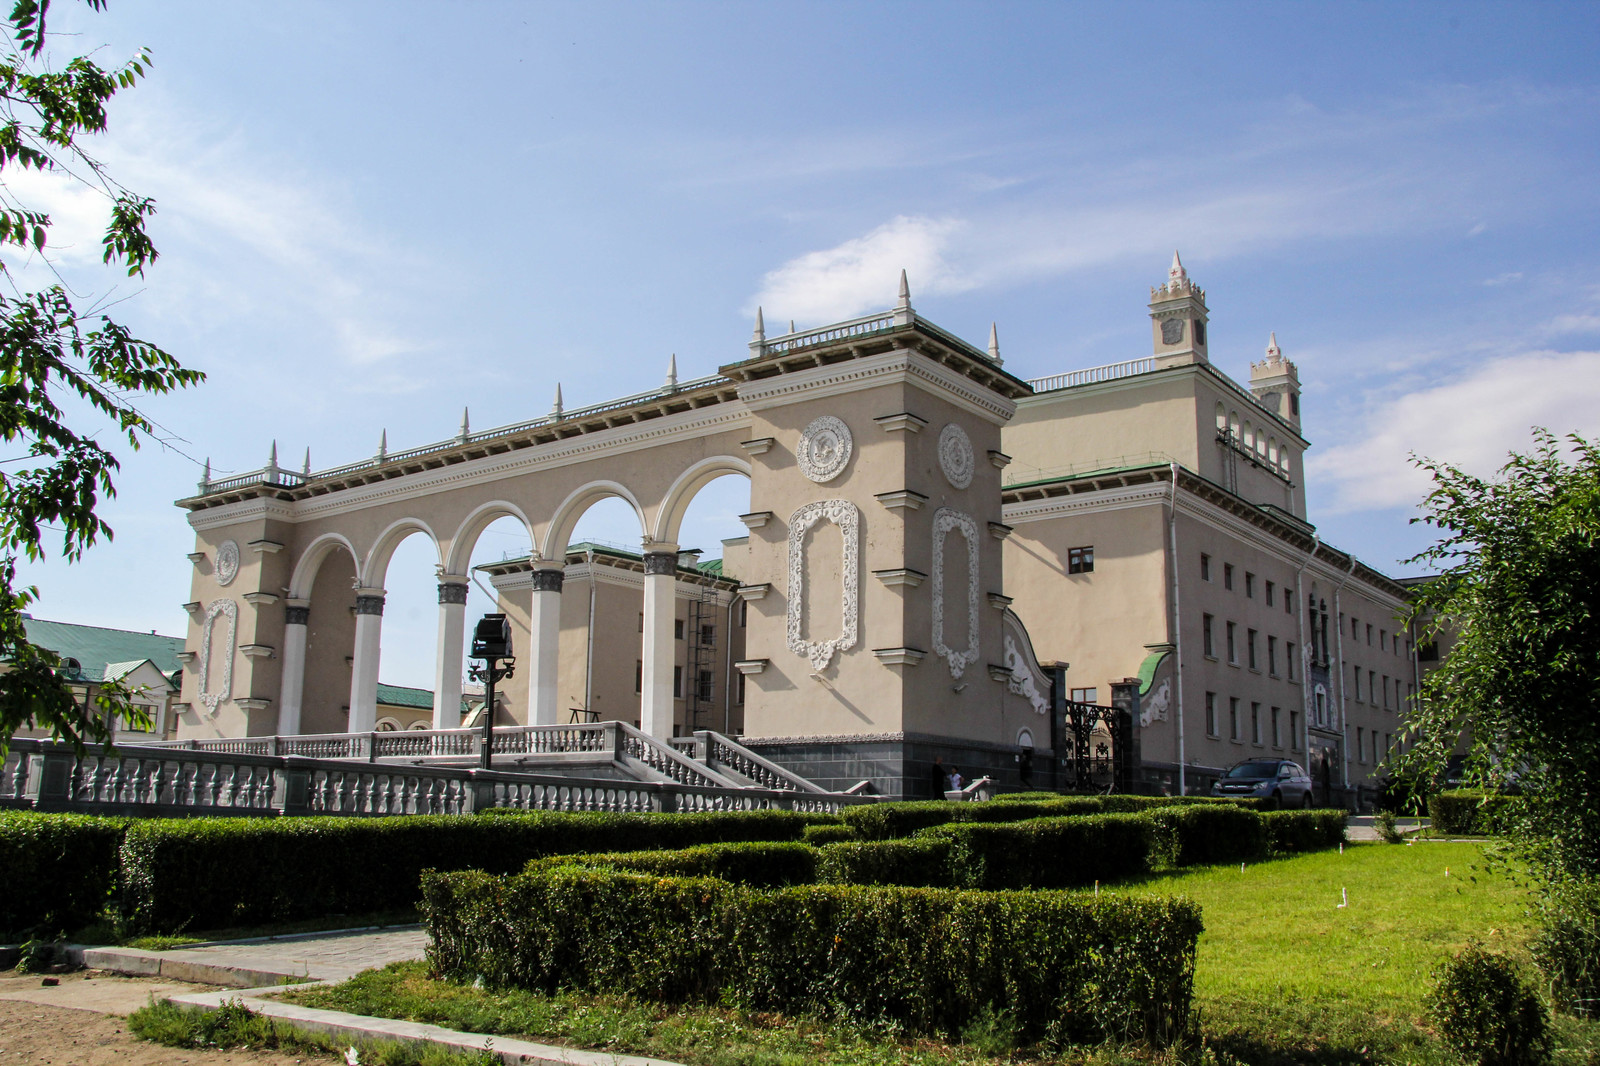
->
724;593;737;735
1332;553;1357;792
1295;537;1317;762
1167;462;1187;796
584;549;596;719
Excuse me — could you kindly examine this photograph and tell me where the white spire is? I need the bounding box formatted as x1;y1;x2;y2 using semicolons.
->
199;457;211;492
1169;250;1186;284
458;406;470;443
987;321;1002;365
268;440;278;467
552;382;564;418
377;429;387;460
1266;331;1281;358
896;269;911;310
665;353;678;390
789;320;795;334
302;447;311;476
752;306;765;344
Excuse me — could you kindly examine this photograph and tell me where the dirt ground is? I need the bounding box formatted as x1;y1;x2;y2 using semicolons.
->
0;971;322;1065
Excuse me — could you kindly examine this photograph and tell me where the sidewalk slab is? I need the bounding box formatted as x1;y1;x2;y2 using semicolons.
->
70;925;428;988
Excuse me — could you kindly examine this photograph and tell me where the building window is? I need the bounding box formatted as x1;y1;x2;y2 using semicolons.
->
1270;706;1281;748
1290;709;1301;749
1366;623;1373;646
1224;563;1234;590
1352;616;1360;640
1267;635;1278;676
638;612;644;633
1418;640;1438;662
1356;727;1366;763
1286;641;1297;681
1369;670;1377;705
635;660;642;694
1229;697;1241;741
1226;622;1238;665
1380;628;1388;652
674;619;685;640
1068;546;1095;574
736;672;747;705
1247;628;1258;670
1201;553;1211;581
1203;614;1215;658
1382;675;1391;709
1251;702;1262;744
1352;665;1361;702
697;670;714;701
673;666;683;698
1205;692;1218;737
700;623;715;645
739;600;748;627
1070;687;1099;704
1265;580;1275;607
1245;572;1255;598
1285;593;1293;615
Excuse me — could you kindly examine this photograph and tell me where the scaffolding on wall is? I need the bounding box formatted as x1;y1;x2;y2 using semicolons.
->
686;584;718;731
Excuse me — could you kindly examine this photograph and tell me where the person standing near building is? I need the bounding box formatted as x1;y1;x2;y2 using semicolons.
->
930;756;947;799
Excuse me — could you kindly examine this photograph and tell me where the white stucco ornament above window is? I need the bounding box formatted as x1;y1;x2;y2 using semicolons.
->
214;539;240;587
938;423;974;489
796;416;852;483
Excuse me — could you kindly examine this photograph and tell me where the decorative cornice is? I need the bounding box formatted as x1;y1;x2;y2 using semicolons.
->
239;644;275;660
873;412;928;434
873;567;926;588
987;450;1012;469
739;437;776;455
872;646;927;667
181;601;203;617
235;697;271;711
987;592;1014;610
175;651;198;666
987;521;1013;540
248;539;285;554
874;489;927;512
734;659;769;675
737;583;771;601
739;511;775;529
186;552;206;563
735;349;1018;426
243;591;279;606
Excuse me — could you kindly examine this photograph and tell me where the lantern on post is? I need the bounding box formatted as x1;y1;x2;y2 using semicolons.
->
468;613;515;769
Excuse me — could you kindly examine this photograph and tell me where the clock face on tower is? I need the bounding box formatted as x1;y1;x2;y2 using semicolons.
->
1161;318;1185;345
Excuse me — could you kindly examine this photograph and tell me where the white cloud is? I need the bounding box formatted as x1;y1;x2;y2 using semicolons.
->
750;215;970;324
1307;349;1600;514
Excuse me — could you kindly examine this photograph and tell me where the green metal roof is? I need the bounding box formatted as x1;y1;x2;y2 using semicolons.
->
376;683;433;710
18;615;185;683
696;558;724;577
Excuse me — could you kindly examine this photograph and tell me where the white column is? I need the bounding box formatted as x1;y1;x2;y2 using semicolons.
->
528;566;564;726
277;601;310;735
434;579;469;730
348;588;385;733
640;549;678;739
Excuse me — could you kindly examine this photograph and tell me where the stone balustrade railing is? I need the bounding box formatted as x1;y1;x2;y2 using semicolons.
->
695;730;828;793
0;738;875;817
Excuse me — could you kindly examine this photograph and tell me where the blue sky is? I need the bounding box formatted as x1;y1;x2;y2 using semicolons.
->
12;2;1600;689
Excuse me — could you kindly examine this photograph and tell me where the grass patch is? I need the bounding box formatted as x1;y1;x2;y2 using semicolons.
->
120;934;206;951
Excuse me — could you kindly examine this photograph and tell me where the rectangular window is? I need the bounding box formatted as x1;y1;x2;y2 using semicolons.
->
1266;580;1276;607
1385;733;1392;758
1418;640;1438;662
1068;546;1095;574
1286;642;1297;681
736;672;747;705
1352;616;1360;640
1382;675;1391;709
1226;622;1238;664
1380;628;1388;653
1224;564;1234;590
674;619;685;640
1271;706;1281;748
638;612;644;633
1201;553;1212;581
697;669;714;701
1229;697;1241;741
1366;623;1373;646
700;623;715;645
1206;692;1218;737
1352;665;1361;702
672;665;683;698
1369;670;1377;705
1356;727;1366;763
1290;709;1301;749
635;660;642;694
1070;687;1099;704
1245;572;1256;598
1247;628;1259;670
1285;593;1293;615
1203;614;1215;658
739;600;748;627
1251;702;1261;744
1268;635;1279;676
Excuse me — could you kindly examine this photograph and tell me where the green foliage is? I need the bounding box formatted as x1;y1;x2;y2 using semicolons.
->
840;793;1251;840
1431;790;1519;836
1530;878;1600;1019
815;837;954;887
922;813;1153;890
1402;431;1600;879
1260;809;1348;855
421;864;1203;1047
0;0;204;754
1428;945;1551;1066
1375;810;1405;844
0;810;123;936
1145;804;1267;867
801;822;857;844
118;808;823;934
527;841;818;888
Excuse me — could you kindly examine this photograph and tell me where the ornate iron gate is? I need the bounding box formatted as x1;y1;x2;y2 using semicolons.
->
1049;666;1134;792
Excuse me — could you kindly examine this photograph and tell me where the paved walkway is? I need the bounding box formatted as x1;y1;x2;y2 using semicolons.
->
77;926;428;988
1345;815;1428;842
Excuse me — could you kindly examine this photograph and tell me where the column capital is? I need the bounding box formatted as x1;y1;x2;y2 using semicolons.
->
530;568;565;593
354;592;386;616
437;580;469;605
284;605;311;626
642;551;678;576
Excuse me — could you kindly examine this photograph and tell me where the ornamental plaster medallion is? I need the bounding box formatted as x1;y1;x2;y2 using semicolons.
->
786;499;860;671
931;507;980;678
214;539;240;587
197;598;238;715
1004;635;1049;715
937;423;974;490
796;416;852;483
1140;678;1172;727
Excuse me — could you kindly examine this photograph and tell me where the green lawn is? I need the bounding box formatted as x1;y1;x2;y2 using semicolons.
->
226;843;1598;1066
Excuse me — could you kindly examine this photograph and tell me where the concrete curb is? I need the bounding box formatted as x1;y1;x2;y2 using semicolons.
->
169;985;689;1066
66;945;315;988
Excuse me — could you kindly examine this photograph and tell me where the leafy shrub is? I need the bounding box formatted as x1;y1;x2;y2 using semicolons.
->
840;794;1250;841
816;838;953;887
0;812;125;937
801;823;857;844
1145;804;1267;867
1374;810;1404;844
421;865;1202;1047
1430;790;1517;836
1260;810;1347;855
119;808;823;934
526;841;817;888
921;813;1152;890
1530;878;1600;1019
1428;945;1550;1066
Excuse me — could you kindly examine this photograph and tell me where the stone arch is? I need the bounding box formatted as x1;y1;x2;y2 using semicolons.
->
1229;410;1240;440
1243;421;1254;451
288;532;360;599
1268;437;1279;464
1214;402;1227;432
363;517;443;590
652;455;753;546
541;480;647;559
445;500;537;575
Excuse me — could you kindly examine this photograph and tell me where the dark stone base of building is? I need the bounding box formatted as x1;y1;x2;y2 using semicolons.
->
740;732;1054;800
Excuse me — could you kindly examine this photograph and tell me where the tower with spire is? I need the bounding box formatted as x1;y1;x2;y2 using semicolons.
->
1149;251;1209;369
1250;331;1301;429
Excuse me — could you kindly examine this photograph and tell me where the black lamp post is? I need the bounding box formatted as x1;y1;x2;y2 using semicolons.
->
468;613;515;770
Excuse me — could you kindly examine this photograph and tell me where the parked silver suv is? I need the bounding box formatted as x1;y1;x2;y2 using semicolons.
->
1211;759;1314;809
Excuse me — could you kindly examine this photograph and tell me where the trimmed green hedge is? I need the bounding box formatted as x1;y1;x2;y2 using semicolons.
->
801;823;857;844
526;842;817;888
0;812;125;937
816;838;954;887
1262;810;1347;854
120;809;826;934
421;865;1202;1046
1429;790;1517;836
841;794;1257;840
922;813;1153;890
1146;804;1268;867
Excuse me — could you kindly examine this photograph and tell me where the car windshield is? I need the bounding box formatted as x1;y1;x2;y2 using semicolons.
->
1226;761;1281;779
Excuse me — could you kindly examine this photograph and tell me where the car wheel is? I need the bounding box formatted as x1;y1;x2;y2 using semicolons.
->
1269;790;1283;810
1302;792;1314;809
